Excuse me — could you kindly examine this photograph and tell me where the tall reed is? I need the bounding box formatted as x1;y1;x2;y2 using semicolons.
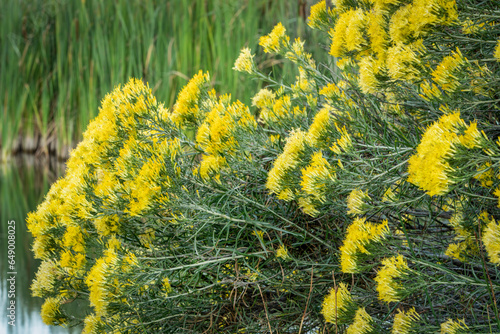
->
0;0;322;160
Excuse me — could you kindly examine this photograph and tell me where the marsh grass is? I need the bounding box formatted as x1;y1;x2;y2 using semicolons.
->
0;0;323;159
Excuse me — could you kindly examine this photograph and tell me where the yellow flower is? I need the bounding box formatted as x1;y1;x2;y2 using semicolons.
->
382;184;397;202
392;308;420;334
366;9;388;57
307;106;332;146
321;282;356;324
320;83;341;102
346;308;374;334
375;255;410;302
330;125;353;154
340;218;389;273
276;245;290;260
444;242;467;262
31;260;59;297
253;230;264;240
86;249;119;317
233;47;255;73
63;224;86;253
298;196;320;216
82;313;104;334
266;130;308;195
347;189;370;215
286;38;315;67
329;9;367;57
93;215;120;236
252;88;276;109
291;67;314;96
386;41;425;82
126;156;166;216
359;56;386;94
461;18;485;34
440;319;469;334
259;22;290;54
431;49;469;93
407;112;481;196
198;155;227;181
419;81;442;101
162;277;172;296
41;296;66;326
389;0;457;44
171;70;210;125
308;1;329;30
495;38;500;62
300;152;335;202
483;217;500;264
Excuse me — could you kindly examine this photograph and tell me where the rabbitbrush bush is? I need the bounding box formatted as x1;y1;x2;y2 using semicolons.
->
28;0;500;333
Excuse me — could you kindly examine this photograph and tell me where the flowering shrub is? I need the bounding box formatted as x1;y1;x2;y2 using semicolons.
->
28;0;500;333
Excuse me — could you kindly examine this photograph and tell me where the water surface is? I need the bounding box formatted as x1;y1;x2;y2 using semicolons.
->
0;155;82;333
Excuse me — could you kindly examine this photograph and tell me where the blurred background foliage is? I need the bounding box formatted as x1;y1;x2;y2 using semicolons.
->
0;0;323;160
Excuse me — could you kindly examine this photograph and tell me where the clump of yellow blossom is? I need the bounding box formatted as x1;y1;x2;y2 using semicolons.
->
483;215;500;264
392;308;421;334
266;130;308;196
375;254;411;302
276;245;290;260
171;70;210;125
494;38;500;61
440;319;469;334
407;112;485;196
233;47;255;74
431;49;469;93
82;313;104;334
321;282;357;324
340;217;389;273
347;188;371;215
259;22;290;54
308;1;331;31
346;307;374;334
41;296;67;326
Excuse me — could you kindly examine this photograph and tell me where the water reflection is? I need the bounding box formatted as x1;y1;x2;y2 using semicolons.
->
0;155;82;333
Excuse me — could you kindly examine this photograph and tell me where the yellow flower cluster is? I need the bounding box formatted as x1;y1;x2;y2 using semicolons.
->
389;0;457;44
41;296;66;326
307;0;461;94
276;245;290;260
392;308;421;334
233;47;255;73
483;215;500;264
27;78;180;330
259;22;290;53
171;70;210;125
321;283;356;324
300;152;335;200
266;129;308;197
329;9;367;58
407;112;486;196
444;207;480;262
440;318;469;334
495;38;500;61
431;49;469;93
31;260;59;297
82;314;104;334
340;217;389;273
308;1;334;30
346;188;371;215
195;94;257;181
346;308;374;334
374;254;410;302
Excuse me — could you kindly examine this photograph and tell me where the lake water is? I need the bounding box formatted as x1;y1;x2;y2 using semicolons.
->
0;155;82;333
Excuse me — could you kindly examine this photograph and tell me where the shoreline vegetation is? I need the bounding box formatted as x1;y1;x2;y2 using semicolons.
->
24;0;500;333
1;0;321;161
